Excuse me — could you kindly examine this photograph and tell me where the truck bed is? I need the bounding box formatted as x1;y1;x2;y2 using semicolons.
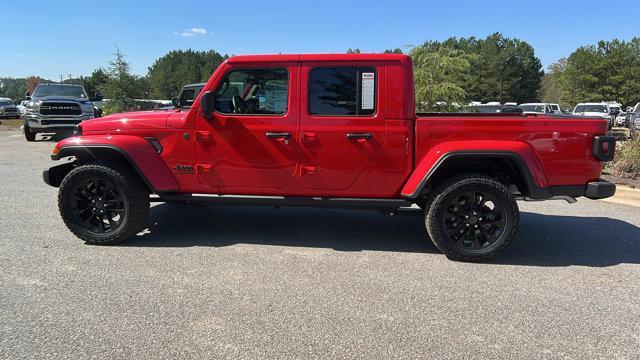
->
413;113;610;188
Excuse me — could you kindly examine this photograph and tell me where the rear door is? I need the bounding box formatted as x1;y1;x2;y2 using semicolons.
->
298;62;387;194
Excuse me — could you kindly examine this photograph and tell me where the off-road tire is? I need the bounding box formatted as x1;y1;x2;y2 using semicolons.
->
58;163;150;245
24;123;35;142
425;174;519;262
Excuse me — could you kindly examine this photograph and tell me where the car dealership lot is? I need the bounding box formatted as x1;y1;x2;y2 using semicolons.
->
1;129;639;359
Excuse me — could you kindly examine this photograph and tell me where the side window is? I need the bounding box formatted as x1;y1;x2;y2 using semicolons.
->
215;68;288;115
309;67;376;116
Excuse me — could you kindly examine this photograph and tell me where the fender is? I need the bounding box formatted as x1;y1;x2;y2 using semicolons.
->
51;135;180;192
401;140;550;199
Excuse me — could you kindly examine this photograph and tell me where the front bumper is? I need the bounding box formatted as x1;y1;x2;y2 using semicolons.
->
0;111;20;118
585;180;616;199
25;114;93;130
43;161;76;187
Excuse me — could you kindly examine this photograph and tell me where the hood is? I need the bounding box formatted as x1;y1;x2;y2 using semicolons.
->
81;110;172;133
33;95;93;104
574;111;608;117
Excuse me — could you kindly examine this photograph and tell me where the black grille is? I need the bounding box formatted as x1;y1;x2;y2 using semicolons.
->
41;120;82;125
40;102;81;115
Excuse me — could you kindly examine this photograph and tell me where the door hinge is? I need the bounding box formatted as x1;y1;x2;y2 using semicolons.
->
196;131;212;143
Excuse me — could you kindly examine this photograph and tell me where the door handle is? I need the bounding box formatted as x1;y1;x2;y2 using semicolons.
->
346;133;373;140
301;166;317;175
266;132;291;139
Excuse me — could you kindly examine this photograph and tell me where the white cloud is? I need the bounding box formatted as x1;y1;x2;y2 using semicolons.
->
190;28;206;35
175;27;208;38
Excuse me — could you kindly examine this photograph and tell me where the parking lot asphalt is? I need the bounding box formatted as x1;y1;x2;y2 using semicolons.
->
1;128;639;359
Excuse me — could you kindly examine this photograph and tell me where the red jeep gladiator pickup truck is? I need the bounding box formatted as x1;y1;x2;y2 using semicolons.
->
43;54;616;261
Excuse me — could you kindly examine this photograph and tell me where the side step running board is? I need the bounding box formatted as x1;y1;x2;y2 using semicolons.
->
156;193;412;210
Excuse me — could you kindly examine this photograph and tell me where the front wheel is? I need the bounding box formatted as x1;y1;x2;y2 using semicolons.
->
24;123;35;142
58;163;150;245
425;174;519;261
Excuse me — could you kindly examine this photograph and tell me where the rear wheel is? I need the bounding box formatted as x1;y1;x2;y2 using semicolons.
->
425;174;519;261
24;123;35;142
58;163;150;245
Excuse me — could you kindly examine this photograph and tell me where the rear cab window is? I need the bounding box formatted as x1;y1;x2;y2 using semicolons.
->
308;67;377;116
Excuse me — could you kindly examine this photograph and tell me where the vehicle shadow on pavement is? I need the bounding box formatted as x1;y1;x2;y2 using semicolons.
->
128;203;640;267
38;132;73;142
129;203;433;253
496;212;640;267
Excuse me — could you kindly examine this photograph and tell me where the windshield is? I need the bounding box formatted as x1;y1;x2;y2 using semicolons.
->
519;105;545;113
574;104;607;113
473;105;502;113
0;100;13;106
177;86;203;107
33;84;87;99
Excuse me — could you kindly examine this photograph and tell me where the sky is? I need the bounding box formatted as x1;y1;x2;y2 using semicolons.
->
1;0;638;80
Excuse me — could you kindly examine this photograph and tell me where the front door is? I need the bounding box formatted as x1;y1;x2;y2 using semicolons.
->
195;64;298;194
298;63;387;193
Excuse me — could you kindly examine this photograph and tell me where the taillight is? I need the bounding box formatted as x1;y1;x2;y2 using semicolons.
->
592;135;615;161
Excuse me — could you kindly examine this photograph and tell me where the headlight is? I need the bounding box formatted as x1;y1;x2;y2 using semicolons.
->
81;103;94;114
26;101;40;111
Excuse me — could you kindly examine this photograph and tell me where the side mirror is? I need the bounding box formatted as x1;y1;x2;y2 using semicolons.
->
171;97;179;107
200;91;216;119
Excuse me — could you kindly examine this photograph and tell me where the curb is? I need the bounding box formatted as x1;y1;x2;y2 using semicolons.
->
601;185;640;208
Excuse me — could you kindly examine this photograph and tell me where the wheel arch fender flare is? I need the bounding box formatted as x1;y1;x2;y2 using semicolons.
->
401;141;550;199
50;135;180;193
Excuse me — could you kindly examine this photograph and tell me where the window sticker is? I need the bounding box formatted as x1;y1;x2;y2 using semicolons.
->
361;72;375;110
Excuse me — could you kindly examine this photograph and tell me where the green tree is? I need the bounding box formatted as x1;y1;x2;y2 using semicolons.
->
383;48;403;54
346;48;361;54
540;58;568;107
0;77;50;100
63;68;110;99
147;49;226;99
100;47;143;114
0;78;27;100
410;44;474;112
562;38;640;106
441;33;544;103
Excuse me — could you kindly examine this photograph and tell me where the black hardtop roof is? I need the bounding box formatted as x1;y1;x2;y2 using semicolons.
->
37;83;85;87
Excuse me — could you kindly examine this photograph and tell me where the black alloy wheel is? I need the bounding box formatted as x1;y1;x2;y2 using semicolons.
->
70;177;127;234
58;163;150;245
441;191;507;251
425;174;519;261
